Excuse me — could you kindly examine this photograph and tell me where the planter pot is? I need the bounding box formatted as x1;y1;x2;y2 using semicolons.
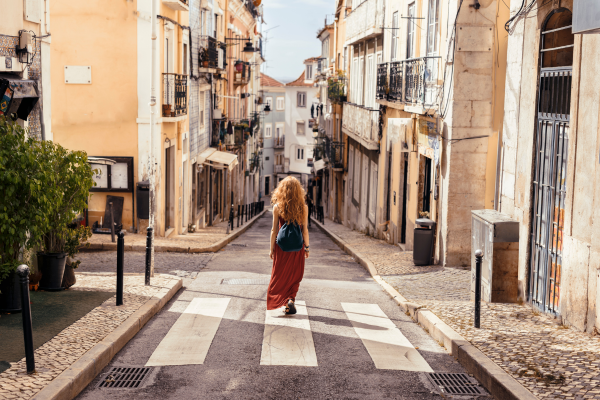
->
62;259;77;289
0;271;21;313
38;252;67;291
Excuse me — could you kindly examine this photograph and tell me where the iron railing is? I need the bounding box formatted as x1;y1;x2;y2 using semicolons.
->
199;36;224;69
324;137;344;169
234;64;249;86
162;73;187;117
274;164;283;173
328;76;347;103
274;136;284;148
376;63;388;100
378;56;440;108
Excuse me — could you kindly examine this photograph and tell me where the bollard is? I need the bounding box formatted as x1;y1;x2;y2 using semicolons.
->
227;204;234;234
245;205;248;222
240;204;244;226
17;265;35;374
116;231;124;306
474;249;483;328
145;227;152;286
237;205;241;228
110;201;115;243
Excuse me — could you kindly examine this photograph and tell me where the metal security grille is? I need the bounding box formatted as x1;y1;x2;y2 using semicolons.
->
221;278;270;285
97;367;152;389
530;67;571;315
428;373;484;395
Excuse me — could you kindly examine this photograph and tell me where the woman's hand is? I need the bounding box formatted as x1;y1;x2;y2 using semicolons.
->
269;250;274;260
305;250;310;259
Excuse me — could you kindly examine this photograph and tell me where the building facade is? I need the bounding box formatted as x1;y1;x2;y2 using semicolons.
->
259;73;285;196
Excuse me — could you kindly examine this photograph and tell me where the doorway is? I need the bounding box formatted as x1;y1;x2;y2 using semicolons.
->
265;176;270;196
529;8;573;315
165;146;175;231
401;153;408;244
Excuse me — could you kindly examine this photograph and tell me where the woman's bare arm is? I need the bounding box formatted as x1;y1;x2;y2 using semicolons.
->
302;204;310;258
269;205;279;259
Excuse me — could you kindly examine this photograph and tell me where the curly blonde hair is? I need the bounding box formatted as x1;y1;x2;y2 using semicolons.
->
271;176;306;226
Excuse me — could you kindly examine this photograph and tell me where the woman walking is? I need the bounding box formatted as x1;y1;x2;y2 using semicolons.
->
267;177;310;314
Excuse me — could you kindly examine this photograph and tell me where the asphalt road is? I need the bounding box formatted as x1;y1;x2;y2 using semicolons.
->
77;212;488;400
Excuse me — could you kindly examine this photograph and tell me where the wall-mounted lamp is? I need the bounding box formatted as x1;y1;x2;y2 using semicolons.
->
16;31;34;65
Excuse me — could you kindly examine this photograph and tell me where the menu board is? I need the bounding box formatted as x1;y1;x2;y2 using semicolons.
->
91;164;108;189
111;163;128;189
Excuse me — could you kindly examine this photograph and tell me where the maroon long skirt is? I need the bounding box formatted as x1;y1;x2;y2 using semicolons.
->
266;218;305;310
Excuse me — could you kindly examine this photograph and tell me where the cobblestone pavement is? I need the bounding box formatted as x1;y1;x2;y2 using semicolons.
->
319;219;600;399
76;251;214;279
0;274;180;400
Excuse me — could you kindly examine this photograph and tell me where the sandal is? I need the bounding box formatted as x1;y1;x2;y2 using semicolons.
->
284;299;297;315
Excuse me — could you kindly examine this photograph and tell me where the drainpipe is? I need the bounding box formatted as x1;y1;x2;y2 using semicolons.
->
148;0;158;275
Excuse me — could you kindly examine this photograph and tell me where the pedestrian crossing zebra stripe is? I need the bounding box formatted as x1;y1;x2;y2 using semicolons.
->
260;300;318;367
146;297;231;367
341;303;433;372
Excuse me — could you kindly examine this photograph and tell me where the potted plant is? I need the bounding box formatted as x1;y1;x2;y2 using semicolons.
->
38;144;94;291
62;223;92;289
0;117;50;312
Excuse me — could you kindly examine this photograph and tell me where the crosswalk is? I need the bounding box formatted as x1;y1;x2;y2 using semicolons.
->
146;298;433;372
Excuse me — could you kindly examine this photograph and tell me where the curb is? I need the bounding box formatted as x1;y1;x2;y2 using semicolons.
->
311;217;537;400
83;210;268;254
31;277;183;400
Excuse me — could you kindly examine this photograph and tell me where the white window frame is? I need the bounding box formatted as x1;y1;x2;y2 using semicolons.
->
369;160;377;221
276;96;285;111
296;147;305;160
348;145;354;200
353;147;360;201
296;121;305;135
306;65;313;80
365;54;374;108
358;55;364;106
265;123;272;138
275;122;284;139
297;91;306;107
391;11;399;61
426;0;440;56
407;3;416;59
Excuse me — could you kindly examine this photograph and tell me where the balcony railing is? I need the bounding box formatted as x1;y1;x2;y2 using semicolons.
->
378;56;441;108
274;165;283;173
234;64;249;86
162;73;187;117
345;0;384;45
376;62;387;100
341;102;379;145
324;137;344;169
274;136;285;148
328;76;347;103
200;36;225;70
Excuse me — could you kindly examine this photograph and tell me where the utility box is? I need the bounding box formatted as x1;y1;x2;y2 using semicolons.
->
471;210;519;303
136;180;150;219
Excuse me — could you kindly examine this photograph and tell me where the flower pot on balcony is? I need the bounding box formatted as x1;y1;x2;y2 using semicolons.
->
202;61;209;68
162;104;171;117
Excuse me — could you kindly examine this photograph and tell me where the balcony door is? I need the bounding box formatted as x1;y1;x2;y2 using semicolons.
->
424;0;440;105
406;3;416;59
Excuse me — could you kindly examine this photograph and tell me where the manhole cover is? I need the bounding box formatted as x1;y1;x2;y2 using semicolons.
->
221;278;270;285
231;244;247;247
428;373;484;395
97;367;152;389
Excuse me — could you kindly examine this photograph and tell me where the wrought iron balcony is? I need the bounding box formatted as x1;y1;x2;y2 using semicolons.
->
162;73;187;117
324;137;344;169
200;36;225;70
341;102;379;149
274;165;283;173
328;76;347;103
376;63;387;100
274;136;285;149
345;0;384;45
378;56;441;108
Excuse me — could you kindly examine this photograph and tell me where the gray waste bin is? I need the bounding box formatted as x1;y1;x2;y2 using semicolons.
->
413;218;436;266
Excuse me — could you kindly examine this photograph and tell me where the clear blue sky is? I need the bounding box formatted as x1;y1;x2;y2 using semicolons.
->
260;0;335;83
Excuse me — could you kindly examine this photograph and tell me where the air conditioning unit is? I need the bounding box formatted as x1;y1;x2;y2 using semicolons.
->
471;209;519;303
217;48;224;70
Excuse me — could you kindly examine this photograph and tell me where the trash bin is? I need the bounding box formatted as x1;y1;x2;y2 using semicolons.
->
136;180;150;219
413;218;436;266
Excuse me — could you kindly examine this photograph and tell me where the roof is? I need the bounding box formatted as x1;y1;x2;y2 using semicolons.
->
285;71;314;87
260;73;284;87
304;56;320;63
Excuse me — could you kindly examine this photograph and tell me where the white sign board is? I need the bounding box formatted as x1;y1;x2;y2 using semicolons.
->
387;118;412;152
64;66;92;84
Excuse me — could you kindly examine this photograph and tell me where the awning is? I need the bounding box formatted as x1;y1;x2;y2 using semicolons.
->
197;147;217;164
205;150;239;171
313;159;326;172
0;75;39;120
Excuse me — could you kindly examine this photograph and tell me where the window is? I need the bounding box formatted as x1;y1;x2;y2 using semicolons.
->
275;122;284;138
296;121;305;135
201;10;206;35
369;160;378;221
343;47;348;72
265;123;272;138
214;14;218;38
365;54;374;108
266;97;273;109
306;65;313;80
199;90;205;127
353;147;360;200
348;145;354;199
297;92;306;107
358;56;364;105
276;96;285;111
391;12;399;61
426;0;440;56
297;148;304;160
407;3;416;59
183;43;188;75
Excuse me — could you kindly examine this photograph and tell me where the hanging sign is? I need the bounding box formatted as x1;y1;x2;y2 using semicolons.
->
417;117;440;166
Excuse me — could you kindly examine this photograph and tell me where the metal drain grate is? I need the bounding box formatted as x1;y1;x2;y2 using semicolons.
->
231;243;247;247
428;373;484;395
221;278;270;285
97;367;152;389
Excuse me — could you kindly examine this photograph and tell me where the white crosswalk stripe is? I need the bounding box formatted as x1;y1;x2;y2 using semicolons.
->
260;300;318;366
341;303;433;372
146;297;230;367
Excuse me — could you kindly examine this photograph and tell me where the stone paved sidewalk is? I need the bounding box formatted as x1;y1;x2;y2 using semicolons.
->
86;210;265;253
0;274;180;400
319;219;600;400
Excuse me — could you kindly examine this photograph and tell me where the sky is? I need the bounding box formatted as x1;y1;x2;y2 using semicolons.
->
260;0;335;83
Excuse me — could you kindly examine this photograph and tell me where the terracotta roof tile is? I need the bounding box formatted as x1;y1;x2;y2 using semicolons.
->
260;73;285;87
285;71;314;87
304;56;321;63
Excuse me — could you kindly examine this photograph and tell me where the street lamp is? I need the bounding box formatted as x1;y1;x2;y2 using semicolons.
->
263;103;271;116
243;40;256;53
